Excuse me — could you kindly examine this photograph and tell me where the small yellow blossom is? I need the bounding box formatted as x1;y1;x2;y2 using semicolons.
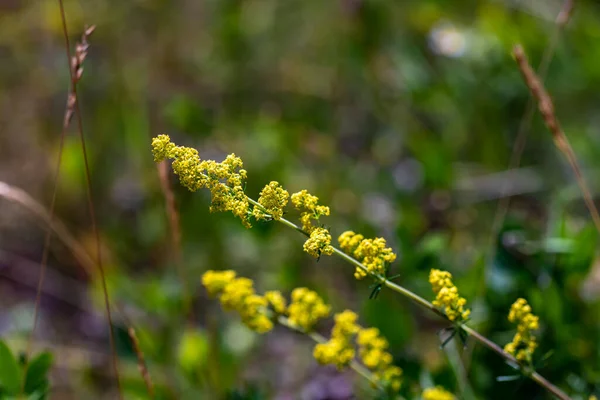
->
422;386;455;400
201;270;273;333
151;134;251;227
331;310;361;337
264;290;287;314
375;365;403;393
291;190;330;232
313;336;356;369
504;298;539;363
338;231;365;253
303;227;335;258
338;231;397;280
287;287;331;331
201;270;237;295
429;269;470;322
253;181;289;221
313;310;402;392
356;326;401;391
313;310;359;369
357;327;392;370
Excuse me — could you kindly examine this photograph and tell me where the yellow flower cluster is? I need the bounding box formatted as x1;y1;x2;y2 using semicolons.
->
304;227;335;258
338;231;397;280
314;310;402;392
422;386;455;400
429;269;470;322
291;190;330;233
253;181;289;221
151;134;252;227
202;270;274;333
504;298;539;363
314;310;359;369
264;290;287;314
287;287;331;331
357;327;402;392
357;327;392;369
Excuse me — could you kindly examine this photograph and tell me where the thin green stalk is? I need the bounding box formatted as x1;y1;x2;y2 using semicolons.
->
248;196;571;400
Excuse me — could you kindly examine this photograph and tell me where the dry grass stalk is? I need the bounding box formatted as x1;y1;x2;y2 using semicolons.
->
157;160;182;264
28;25;97;363
157;160;192;317
55;1;122;395
472;0;577;375
513;44;600;234
128;328;155;398
486;0;576;260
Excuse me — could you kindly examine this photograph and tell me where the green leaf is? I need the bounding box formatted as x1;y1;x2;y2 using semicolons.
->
0;341;22;395
24;352;53;394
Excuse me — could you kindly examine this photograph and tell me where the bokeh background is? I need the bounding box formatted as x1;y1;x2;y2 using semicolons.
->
1;0;599;398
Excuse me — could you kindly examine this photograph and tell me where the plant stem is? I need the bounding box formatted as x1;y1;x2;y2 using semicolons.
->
249;197;571;400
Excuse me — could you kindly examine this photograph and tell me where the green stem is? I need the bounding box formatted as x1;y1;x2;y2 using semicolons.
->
249;196;571;400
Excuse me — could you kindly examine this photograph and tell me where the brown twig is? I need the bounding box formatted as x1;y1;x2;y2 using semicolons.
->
128;328;155;398
55;2;122;396
513;44;600;234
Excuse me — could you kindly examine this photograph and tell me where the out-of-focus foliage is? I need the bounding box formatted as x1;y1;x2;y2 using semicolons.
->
0;340;52;399
1;0;600;399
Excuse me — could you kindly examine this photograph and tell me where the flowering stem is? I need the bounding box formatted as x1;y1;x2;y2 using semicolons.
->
249;197;571;400
275;315;384;391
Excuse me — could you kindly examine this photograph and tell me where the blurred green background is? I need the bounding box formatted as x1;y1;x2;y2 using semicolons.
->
0;0;599;399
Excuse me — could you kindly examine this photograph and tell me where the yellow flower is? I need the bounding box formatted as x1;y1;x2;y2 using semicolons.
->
338;231;364;254
201;271;273;333
253;181;289;221
504;298;539;363
287;287;331;331
151;135;251;227
291;190;330;232
338;231;396;280
356;326;401;391
313;310;359;369
303;227;335;258
356;327;392;370
201;270;237;295
313;336;356;369
313;311;402;391
422;386;455;400
374;365;403;393
151;134;177;162
331;310;360;337
264;290;287;314
429;269;470;322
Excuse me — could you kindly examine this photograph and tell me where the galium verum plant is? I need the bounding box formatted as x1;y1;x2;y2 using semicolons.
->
152;134;572;400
